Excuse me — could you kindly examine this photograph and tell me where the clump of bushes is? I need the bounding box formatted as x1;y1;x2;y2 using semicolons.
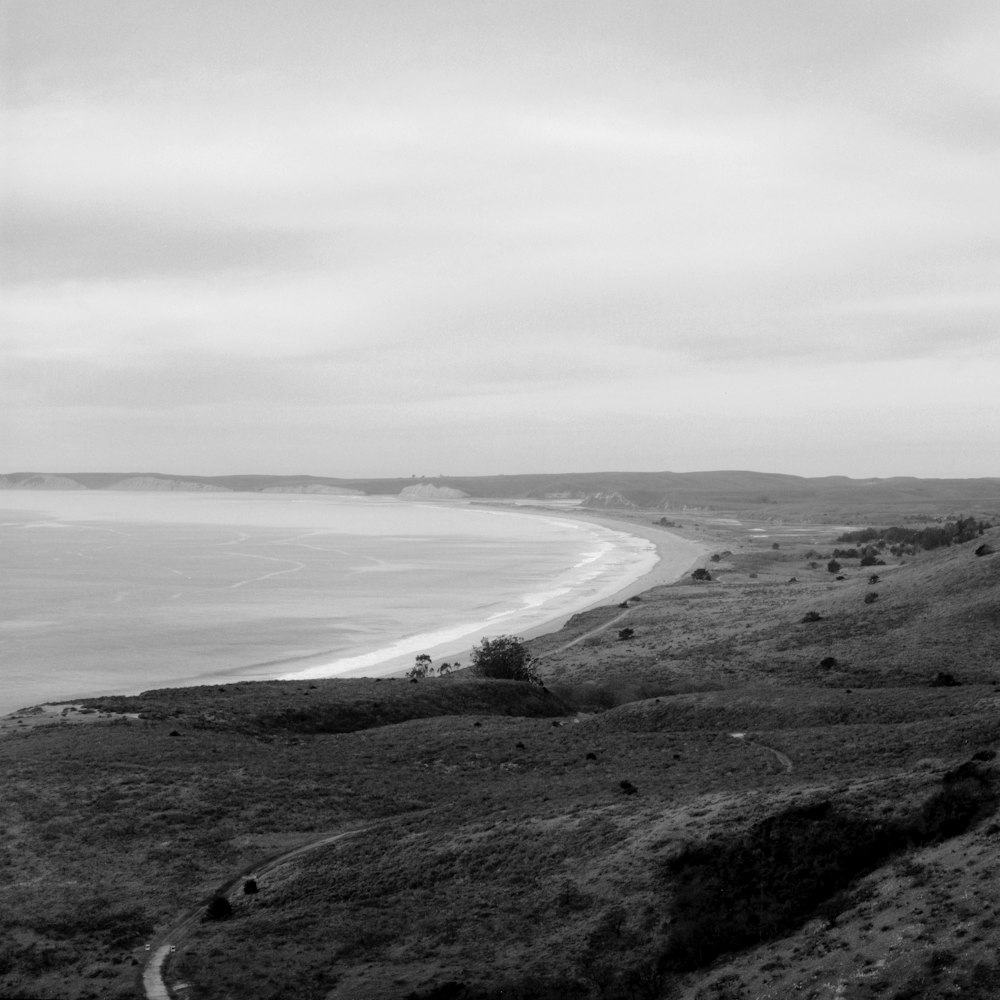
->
836;516;992;553
470;635;539;683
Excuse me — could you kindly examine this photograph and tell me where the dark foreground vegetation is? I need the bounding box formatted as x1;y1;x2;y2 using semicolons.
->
2;519;999;999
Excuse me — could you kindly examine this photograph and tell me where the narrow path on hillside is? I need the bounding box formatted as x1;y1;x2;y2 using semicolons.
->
548;608;633;654
730;733;793;774
142;828;365;1000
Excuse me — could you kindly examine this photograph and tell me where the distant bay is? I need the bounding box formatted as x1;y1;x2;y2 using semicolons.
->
0;491;675;715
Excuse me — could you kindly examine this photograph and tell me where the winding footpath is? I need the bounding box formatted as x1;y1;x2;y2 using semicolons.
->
142;828;365;1000
730;732;794;774
549;607;633;654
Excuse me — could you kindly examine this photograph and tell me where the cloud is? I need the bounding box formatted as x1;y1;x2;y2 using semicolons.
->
3;1;999;477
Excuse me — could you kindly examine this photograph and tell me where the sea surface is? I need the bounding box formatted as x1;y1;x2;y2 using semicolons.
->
0;491;661;715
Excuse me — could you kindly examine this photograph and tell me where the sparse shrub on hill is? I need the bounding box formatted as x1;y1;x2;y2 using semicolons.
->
826;559;841;574
470;635;539;683
407;653;433;680
691;568;712;581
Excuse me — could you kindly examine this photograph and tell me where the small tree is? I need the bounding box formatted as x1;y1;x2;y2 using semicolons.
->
471;635;539;683
827;559;841;574
406;653;432;680
618;627;635;641
691;568;712;581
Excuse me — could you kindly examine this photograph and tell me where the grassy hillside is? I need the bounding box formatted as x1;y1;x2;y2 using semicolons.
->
1;521;999;999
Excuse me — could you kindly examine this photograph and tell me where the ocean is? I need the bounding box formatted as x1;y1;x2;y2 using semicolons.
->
0;491;663;715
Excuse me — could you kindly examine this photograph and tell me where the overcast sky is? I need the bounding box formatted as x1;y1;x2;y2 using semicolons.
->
3;1;998;479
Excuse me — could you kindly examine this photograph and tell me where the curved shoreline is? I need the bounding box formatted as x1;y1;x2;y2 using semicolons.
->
309;504;710;679
0;498;710;715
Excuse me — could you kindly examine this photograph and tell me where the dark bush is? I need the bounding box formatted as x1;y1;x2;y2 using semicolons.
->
931;672;960;688
658;762;998;973
912;761;998;842
801;611;823;623
243;879;258;895
826;560;841;574
470;635;539;683
819;656;838;669
660;801;901;971
204;896;233;921
618;627;635;641
864;592;879;604
691;568;712;581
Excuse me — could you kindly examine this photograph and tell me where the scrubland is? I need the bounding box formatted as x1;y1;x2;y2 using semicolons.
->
2;518;999;999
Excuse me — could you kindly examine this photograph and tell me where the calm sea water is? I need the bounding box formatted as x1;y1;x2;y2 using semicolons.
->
0;491;658;714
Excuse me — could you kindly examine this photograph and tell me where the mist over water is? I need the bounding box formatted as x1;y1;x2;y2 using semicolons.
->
0;491;658;714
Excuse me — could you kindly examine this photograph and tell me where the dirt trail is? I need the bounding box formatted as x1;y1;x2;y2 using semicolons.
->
549;607;632;654
730;733;793;774
141;828;364;999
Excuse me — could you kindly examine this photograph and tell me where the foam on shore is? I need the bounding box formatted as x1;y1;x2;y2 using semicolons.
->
278;508;707;681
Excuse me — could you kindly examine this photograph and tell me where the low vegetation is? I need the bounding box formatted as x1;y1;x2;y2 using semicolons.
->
2;517;999;999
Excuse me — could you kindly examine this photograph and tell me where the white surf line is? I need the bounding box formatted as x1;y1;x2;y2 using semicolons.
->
220;551;307;588
214;530;252;546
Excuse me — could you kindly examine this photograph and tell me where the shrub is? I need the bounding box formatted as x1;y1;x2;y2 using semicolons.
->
801;611;823;623
691;568;712;581
618;628;635;641
931;672;960;688
819;656;838;669
826;560;841;574
864;592;879;604
204;896;233;921
470;635;539;683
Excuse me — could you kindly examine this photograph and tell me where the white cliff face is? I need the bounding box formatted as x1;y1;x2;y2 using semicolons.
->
581;491;637;509
107;476;231;492
398;483;470;500
0;474;84;490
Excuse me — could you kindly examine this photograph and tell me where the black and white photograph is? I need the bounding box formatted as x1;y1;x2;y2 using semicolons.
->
2;2;999;998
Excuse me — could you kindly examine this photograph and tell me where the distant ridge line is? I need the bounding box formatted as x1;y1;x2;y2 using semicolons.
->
2;469;999;519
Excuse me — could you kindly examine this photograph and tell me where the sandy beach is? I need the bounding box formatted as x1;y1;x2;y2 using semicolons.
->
326;503;710;678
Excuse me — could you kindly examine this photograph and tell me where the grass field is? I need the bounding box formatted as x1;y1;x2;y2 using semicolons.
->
2;518;999;999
